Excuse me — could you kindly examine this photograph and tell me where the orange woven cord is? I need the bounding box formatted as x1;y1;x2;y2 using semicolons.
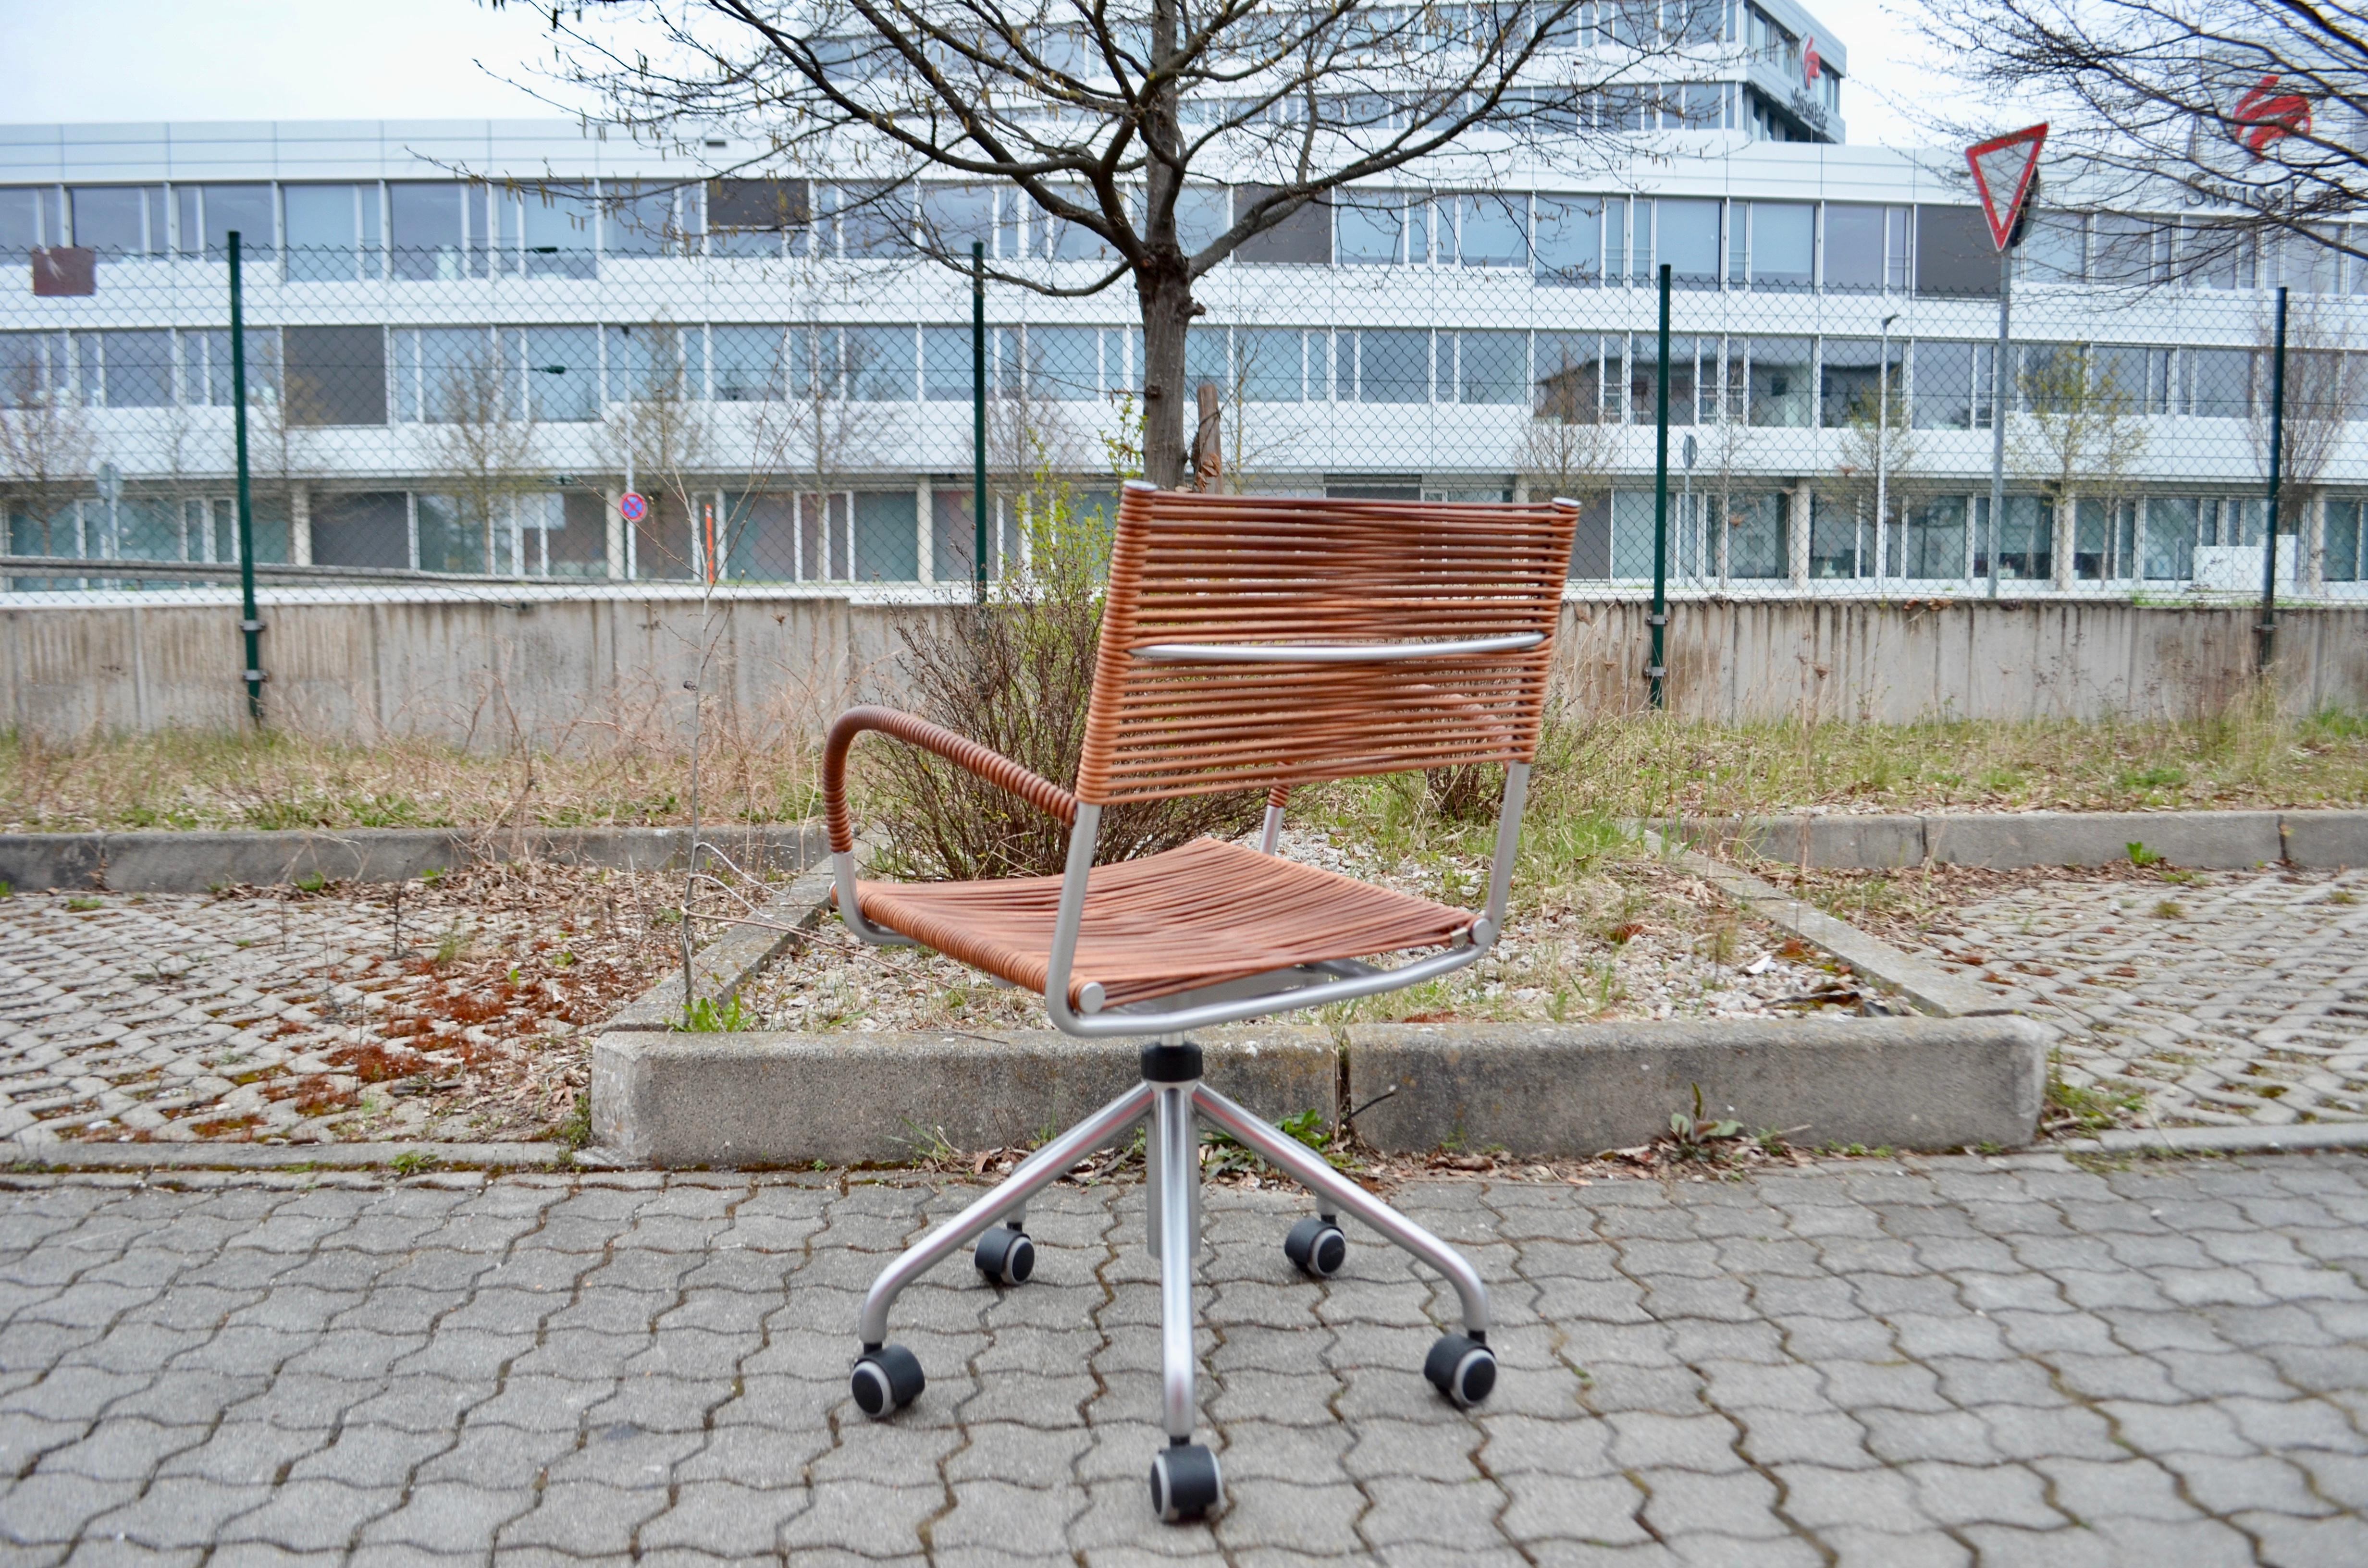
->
822;704;1079;855
1076;489;1578;805
1267;784;1292;809
855;837;1471;1009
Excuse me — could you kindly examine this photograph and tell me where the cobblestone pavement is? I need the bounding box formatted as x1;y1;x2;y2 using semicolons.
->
4;1155;2367;1565
0;876;675;1150
1897;868;2368;1129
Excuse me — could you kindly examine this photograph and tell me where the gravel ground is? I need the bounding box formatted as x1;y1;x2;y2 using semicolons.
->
741;830;1864;1033
0;863;705;1148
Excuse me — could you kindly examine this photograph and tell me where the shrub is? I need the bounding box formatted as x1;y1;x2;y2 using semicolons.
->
869;473;1261;882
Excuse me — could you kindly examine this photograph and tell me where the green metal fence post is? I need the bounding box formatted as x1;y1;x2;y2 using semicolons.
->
972;241;988;601
1648;262;1671;710
2259;284;2289;676
229;231;262;724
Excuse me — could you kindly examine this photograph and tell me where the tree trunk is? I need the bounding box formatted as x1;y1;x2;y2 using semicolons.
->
1137;265;1194;489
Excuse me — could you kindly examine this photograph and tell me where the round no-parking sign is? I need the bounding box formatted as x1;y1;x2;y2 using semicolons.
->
619;491;648;524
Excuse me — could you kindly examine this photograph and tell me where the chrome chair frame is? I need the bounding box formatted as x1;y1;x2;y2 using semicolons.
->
837;580;1545;1522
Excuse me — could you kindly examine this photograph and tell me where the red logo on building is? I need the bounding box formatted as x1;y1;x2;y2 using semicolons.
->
1802;36;1820;86
2232;75;2310;158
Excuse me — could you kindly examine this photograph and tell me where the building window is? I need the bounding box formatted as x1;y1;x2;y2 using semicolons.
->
1338;192;1427;266
1341;329;1430;403
1653;198;1721;286
1915;206;2001;297
1456;331;1527;404
179;184;274;258
1911;341;1992;430
1455;194;1528;267
845;325;918;401
68;187;166;258
712;325;789;403
1824;203;1908;291
311;491;409;569
913;184;1001;261
602;182;678;257
529;327;599;421
1740;201;1813;288
1234;329;1307;402
0;187;62;260
2325;499;2363;582
1535;332;1618;423
2189;349;2254;418
283;325;388;426
1819;338;1905;428
283;184;382;282
1237;187;1332;265
391;183;470;280
1535;196;1608;286
393;327;526;425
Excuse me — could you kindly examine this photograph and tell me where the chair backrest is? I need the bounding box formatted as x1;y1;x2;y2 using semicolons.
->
1074;485;1579;806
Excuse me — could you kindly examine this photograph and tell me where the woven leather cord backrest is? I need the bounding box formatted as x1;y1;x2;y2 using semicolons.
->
1074;487;1579;805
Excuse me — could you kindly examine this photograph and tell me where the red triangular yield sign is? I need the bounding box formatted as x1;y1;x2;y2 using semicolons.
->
1966;124;2048;251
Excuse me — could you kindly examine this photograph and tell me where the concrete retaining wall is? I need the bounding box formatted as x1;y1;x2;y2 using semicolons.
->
591;1015;2048;1167
592;1027;1339;1167
1673;808;2368;869
1352;1018;2050;1157
8;590;2365;745
0;823;827;894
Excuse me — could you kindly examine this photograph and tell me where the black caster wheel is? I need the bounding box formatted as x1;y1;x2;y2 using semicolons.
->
1284;1216;1347;1279
974;1225;1035;1285
850;1344;925;1418
1424;1334;1497;1409
1148;1442;1224;1522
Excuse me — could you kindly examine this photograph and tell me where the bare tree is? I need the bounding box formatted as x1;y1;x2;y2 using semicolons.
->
0;359;95;566
537;0;1686;485
603;324;711;578
2248;297;2359;586
2009;344;2151;588
1913;1;2368;275
1518;339;1620;505
428;341;542;575
1825;377;1917;581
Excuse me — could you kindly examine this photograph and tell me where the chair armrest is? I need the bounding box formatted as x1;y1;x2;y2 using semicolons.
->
823;705;1079;855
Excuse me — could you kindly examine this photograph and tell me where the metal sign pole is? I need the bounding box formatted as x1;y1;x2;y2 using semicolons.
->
1963;123;2046;602
228;231;263;724
1986;242;2011;599
1648;263;1672;710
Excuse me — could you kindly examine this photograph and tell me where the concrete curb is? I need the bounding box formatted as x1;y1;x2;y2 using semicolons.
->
590;1014;2049;1166
592;1026;1339;1167
1352;1017;2052;1157
0;824;828;894
5;1140;576;1172
1644;831;2012;1019
1656;808;2368;870
604;867;838;1031
2060;1123;2368;1156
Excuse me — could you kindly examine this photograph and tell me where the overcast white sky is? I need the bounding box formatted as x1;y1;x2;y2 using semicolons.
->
4;0;1962;151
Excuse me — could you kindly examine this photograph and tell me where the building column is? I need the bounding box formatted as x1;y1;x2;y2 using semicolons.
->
605;488;625;580
1787;482;1811;588
2304;491;2325;593
290;484;312;566
915;475;935;585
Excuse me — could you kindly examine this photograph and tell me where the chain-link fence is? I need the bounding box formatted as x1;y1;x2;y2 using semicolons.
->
6;191;2365;627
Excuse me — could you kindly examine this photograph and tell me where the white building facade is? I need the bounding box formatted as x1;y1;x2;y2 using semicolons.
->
3;0;2365;596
